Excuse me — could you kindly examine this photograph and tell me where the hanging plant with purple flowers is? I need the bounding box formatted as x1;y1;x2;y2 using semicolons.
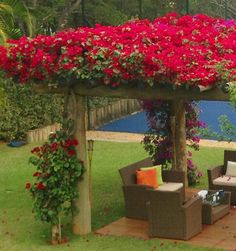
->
142;100;204;186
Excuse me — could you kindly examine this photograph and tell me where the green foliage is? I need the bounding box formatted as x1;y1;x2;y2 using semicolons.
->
27;121;84;225
0;79;63;141
87;96;119;110
189;0;236;18
28;0;66;34
199;86;236;142
0;83;6;108
87;1;127;26
21;0;235;37
230;85;236;109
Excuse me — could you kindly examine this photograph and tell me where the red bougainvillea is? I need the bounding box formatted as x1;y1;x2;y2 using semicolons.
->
0;13;235;88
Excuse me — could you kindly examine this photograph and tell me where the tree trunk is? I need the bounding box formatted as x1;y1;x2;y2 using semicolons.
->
57;0;82;30
51;224;61;244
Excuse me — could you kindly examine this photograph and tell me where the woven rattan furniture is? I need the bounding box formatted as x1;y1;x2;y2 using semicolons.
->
147;189;202;240
208;150;236;205
119;157;185;220
202;190;231;225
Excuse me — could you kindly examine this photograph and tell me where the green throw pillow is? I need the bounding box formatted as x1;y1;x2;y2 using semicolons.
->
140;165;163;185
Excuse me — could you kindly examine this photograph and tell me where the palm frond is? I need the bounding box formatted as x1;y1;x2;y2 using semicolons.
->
0;0;34;37
0;3;13;14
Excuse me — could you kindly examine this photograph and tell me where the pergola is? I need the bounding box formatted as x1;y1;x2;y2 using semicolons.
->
0;13;235;234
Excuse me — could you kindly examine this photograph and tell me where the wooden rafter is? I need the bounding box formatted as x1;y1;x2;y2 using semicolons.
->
34;83;230;101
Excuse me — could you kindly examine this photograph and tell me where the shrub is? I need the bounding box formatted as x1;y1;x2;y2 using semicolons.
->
0;79;63;141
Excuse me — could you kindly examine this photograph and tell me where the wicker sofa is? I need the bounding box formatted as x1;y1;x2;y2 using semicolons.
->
147;189;202;240
119;157;185;220
208;150;236;205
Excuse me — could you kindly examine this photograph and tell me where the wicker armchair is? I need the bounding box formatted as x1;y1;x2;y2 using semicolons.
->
119;157;185;220
208;150;236;205
147;189;202;240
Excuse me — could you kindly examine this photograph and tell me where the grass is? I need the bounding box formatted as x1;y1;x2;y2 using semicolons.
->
0;140;228;251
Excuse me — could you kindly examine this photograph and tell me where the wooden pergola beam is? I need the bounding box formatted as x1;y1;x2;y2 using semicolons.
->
72;95;91;235
171;100;188;185
34;83;230;101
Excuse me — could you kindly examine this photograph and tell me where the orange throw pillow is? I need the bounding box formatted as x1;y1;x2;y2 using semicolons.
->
136;169;158;188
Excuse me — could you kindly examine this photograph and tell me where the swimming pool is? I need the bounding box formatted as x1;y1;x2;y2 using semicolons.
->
98;101;236;140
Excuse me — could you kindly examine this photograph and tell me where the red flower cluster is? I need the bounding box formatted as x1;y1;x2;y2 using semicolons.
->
63;139;78;148
36;182;46;190
31;147;40;154
0;13;235;88
33;171;41;177
30;136;78;157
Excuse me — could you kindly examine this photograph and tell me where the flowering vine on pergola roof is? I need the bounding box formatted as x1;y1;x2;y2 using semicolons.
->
0;12;236;92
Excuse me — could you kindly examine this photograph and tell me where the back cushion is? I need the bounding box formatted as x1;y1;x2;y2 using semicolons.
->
140;165;163;185
119;158;153;185
226;161;236;177
136;169;158;188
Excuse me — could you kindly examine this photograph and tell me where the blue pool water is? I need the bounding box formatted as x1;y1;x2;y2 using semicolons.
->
98;101;236;140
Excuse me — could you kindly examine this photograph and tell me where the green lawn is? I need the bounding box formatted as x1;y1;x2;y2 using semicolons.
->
0;141;227;251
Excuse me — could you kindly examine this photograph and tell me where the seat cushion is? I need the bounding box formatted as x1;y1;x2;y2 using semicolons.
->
156;182;183;191
213;175;236;186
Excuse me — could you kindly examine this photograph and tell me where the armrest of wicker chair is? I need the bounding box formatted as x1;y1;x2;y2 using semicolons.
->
207;165;224;187
182;196;202;240
162;170;185;188
182;195;202;209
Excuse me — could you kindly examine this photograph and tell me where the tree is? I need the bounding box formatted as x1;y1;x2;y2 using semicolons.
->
190;0;236;18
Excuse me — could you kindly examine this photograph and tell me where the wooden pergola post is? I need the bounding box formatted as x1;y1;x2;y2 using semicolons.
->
72;95;91;234
171;99;188;185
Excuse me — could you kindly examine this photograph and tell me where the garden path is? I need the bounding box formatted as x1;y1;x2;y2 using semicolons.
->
87;130;236;149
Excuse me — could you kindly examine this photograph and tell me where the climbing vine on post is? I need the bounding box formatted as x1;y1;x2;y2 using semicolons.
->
142;100;204;186
26;120;84;244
